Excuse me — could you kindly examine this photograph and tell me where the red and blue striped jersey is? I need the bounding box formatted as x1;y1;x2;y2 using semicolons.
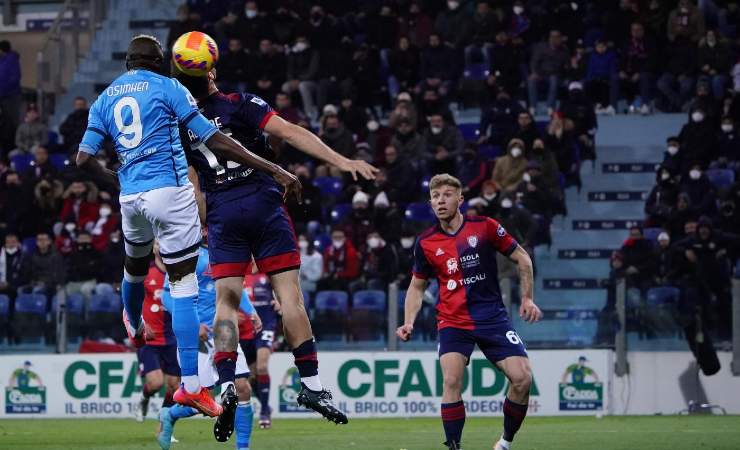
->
412;216;517;330
141;265;175;346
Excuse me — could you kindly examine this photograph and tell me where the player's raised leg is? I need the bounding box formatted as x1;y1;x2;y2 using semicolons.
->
440;352;468;450
269;269;347;424
493;356;533;450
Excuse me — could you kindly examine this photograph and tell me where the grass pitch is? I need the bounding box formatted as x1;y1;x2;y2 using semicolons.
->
1;416;738;450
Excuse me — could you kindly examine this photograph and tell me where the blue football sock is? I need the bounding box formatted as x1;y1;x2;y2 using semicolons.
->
171;293;200;380
121;274;145;330
235;402;253;450
169;404;197;422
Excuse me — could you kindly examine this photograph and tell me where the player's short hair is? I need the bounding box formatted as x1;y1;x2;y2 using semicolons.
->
429;174;462;192
126;34;164;72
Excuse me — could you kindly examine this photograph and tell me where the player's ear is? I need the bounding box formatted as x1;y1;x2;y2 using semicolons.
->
208;68;217;82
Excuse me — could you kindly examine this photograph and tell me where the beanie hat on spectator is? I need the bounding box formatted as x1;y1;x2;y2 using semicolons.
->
323;104;338;116
352;191;370;206
373;191;390;209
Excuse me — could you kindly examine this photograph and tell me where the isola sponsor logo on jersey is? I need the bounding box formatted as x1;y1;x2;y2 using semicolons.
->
5;361;46;414
558;356;603;411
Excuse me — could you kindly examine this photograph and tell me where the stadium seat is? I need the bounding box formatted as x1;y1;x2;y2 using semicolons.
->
88;293;124;340
643;227;662;242
420;176;431;192
14;294;48;343
11;153;33;173
21;237;36;254
478;145;501;160
330;203;352;224
312;176;344;196
349;290;387;341
313;291;349;341
404;202;435;223
458;123;479;141
313;233;332;251
52;293;86;339
49;154;69;170
706;169;735;189
463;63;489;81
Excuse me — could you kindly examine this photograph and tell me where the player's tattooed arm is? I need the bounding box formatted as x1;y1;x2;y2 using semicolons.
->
508;245;542;323
75;151;119;190
263;114;379;181
213;319;239;352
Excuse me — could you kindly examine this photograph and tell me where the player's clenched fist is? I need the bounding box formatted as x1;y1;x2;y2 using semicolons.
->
396;324;414;341
519;298;543;323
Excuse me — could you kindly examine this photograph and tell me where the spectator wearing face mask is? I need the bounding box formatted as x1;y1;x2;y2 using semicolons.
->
423;113;463;175
339;191;375;250
715;116;739;168
678;108;718;168
478;87;524;147
98;230;124;288
66;231;100;299
60;181;99;231
90;201;119;252
697;30;732;100
497;195;537;248
320;229;359;291
395;230;418;289
354;231;399;291
645;165;680;227
528;138;560;196
22;232;65;303
662;136;686;174
467;180;502;218
652;232;682;287
319;111;355;158
511;111;540;153
297;234;323;297
390;117;427;165
715;186;740;236
492;138;528;192
686;81;720;124
434;1;473;49
282;35;320;120
382;145;417;204
681;163;717;215
0;233;30;305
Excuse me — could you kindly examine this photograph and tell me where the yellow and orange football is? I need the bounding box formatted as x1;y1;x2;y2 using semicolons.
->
172;31;219;77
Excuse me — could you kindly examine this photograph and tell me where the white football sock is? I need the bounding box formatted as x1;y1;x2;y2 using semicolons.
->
182;375;200;393
301;375;323;391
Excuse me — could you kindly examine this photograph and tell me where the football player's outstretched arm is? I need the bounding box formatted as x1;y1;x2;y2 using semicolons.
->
263;114;379;181
396;275;428;341
508;245;542;324
204;131;302;202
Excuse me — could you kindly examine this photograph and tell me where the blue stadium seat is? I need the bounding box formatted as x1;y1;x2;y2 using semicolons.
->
11;153;33;173
643;227;662;242
352;290;386;311
15;294;47;314
330;203;352;224
313;233;332;251
89;293;121;313
314;291;349;312
49;154;69;170
463;63;489;81
404;202;435;223
420;176;431;192
706;169;735;189
52;293;85;315
22;237;36;254
646;286;680;306
313;291;349;341
0;294;9;317
312;176;344;196
478;145;501;160
458;123;479;141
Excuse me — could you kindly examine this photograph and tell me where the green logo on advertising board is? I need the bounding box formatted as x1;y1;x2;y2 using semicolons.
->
6;361;46;414
63;360;142;399
337;358;539;399
278;367;311;413
559;356;602;411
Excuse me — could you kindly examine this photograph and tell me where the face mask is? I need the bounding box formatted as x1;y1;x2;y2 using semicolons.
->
99;207;112;218
660;171;670;181
245;9;257;18
722;124;733;133
657;232;670;244
691;112;705;123
430;126;443;135
298;240;309;251
513;5;524;15
292;42;308;53
667;145;679;155
65;223;76;233
448;1;459;10
483;192;497;201
510;147;522;158
5;246;18;255
367;237;381;249
367;120;379;132
501;198;513;209
571;1;578;10
400;238;414;249
689;169;701;180
332;239;345;249
522;173;531;183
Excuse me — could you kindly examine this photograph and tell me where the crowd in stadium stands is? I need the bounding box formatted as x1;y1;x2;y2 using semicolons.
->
1;0;740;345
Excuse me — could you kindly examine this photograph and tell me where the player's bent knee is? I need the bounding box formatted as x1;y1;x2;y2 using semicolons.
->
235;378;251;401
124;255;152;278
166;256;198;282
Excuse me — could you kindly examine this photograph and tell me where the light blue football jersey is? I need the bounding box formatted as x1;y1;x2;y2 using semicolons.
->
79;69;218;195
162;246;254;331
